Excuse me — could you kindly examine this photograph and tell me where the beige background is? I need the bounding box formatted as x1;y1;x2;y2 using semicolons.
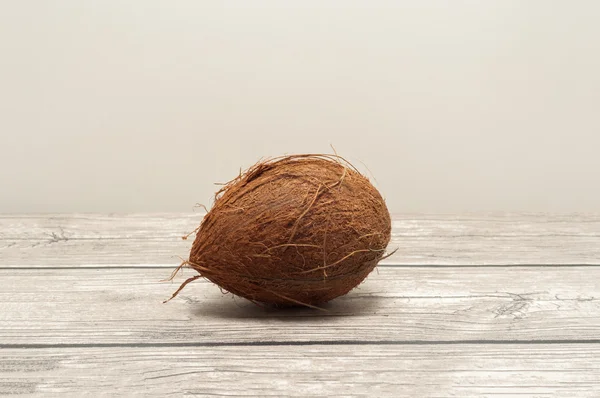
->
1;1;599;213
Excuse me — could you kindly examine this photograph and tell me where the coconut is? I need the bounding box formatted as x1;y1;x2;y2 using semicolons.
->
167;154;392;308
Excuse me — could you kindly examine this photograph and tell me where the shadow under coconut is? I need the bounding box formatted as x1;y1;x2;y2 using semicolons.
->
186;290;383;320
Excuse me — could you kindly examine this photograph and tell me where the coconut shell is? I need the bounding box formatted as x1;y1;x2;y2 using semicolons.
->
169;155;392;307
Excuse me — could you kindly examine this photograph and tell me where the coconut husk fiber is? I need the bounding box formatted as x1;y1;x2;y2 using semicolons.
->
167;154;392;308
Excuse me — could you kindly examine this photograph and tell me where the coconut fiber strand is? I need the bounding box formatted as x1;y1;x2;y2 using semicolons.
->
168;154;392;308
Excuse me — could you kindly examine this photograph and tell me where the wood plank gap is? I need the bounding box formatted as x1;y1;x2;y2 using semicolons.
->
4;339;600;350
2;263;600;270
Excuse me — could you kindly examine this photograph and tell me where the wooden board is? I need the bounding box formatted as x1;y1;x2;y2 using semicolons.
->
2;213;600;397
4;213;600;240
1;345;599;397
2;267;599;345
2;213;600;266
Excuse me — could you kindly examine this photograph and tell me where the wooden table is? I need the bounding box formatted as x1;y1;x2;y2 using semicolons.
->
1;213;599;397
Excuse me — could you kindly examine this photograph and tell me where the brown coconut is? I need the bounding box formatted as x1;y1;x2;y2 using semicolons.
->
168;154;392;308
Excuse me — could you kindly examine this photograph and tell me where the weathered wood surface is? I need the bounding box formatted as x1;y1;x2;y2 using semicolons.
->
2;345;599;397
2;213;600;266
1;267;599;345
1;213;599;397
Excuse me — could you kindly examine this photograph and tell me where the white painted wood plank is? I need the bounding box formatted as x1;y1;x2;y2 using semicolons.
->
3;212;600;240
3;235;600;267
0;213;202;240
1;267;599;345
1;345;599;397
2;213;600;266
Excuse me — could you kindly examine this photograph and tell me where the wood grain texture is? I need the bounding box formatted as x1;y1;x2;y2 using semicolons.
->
2;213;600;266
2;213;600;397
1;345;599;397
2;267;599;345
